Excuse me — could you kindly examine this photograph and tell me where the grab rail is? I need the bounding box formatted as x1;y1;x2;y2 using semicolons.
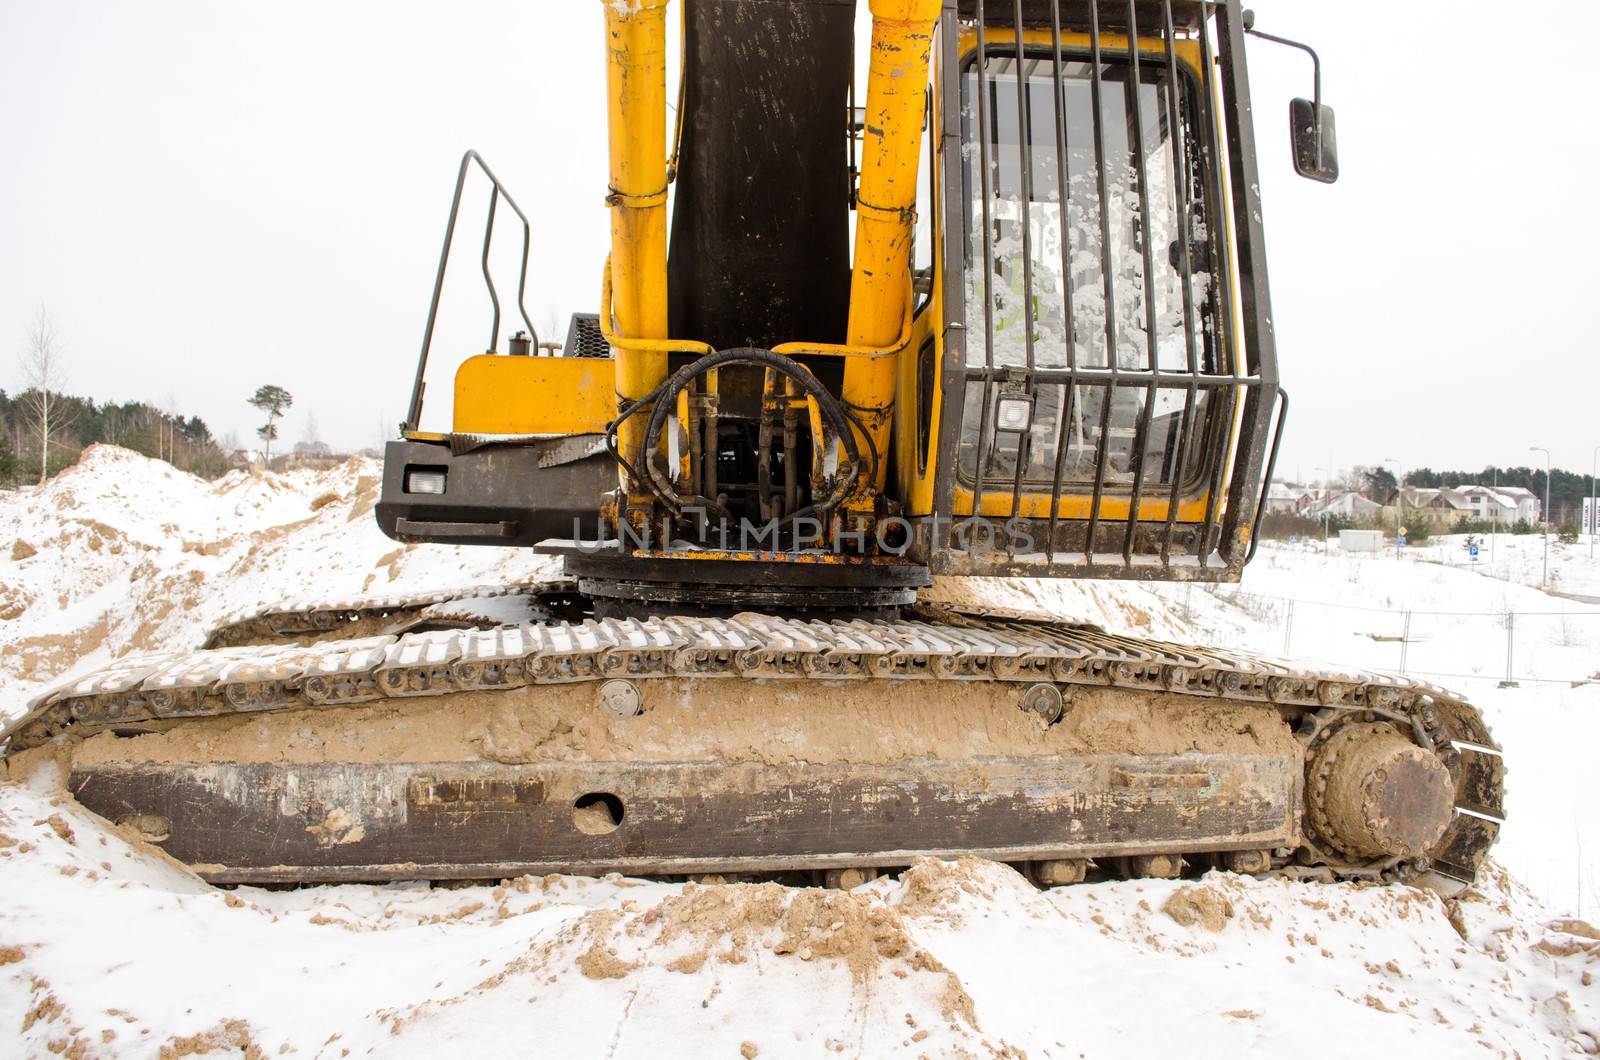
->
404;150;538;432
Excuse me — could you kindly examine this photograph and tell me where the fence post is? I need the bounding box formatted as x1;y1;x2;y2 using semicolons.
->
1499;612;1519;688
1399;610;1411;674
1282;598;1295;656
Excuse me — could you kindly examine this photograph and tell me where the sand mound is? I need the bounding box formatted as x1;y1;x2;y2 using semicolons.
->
1163;883;1236;932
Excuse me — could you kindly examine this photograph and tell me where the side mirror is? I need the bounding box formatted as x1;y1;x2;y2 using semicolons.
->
1244;19;1339;185
1290;98;1339;183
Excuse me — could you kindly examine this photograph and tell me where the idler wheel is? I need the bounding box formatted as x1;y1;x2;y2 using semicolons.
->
1309;723;1455;860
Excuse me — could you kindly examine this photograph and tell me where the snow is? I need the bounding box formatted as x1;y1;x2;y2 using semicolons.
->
3;769;1597;1058
1141;544;1600;919
3;447;1599;1057
1408;532;1600;601
0;444;558;714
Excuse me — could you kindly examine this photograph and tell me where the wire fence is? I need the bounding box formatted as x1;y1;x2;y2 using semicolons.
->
1167;584;1600;689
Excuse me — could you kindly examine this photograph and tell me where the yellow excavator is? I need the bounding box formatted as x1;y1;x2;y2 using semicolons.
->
4;0;1503;889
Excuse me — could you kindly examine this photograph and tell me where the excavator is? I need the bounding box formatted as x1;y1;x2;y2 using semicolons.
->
3;0;1503;890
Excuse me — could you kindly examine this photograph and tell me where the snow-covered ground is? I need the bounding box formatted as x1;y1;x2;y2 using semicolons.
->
4;775;1596;1058
1408;532;1600;601
0;445;558;712
3;447;1598;1056
1147;543;1600;920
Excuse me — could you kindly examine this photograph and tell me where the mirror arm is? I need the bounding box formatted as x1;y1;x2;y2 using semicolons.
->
1242;24;1324;163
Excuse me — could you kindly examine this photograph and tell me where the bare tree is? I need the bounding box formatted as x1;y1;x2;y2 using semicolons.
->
17;306;75;485
102;406;128;446
161;393;180;464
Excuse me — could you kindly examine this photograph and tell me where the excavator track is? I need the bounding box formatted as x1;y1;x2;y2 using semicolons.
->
2;595;1504;888
201;578;585;649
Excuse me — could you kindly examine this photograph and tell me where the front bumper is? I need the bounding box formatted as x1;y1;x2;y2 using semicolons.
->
375;438;611;548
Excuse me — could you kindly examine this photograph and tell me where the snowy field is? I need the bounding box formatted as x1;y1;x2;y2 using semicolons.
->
1155;544;1600;919
1408;532;1600;602
2;447;1597;1057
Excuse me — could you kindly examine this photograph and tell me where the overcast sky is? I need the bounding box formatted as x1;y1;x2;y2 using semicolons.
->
2;0;1596;481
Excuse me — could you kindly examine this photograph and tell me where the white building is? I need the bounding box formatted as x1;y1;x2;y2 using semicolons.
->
1264;483;1317;515
1445;485;1540;524
1305;491;1381;519
1339;529;1385;552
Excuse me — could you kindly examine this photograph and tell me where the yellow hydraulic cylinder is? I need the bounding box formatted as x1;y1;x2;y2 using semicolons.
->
843;0;940;502
602;0;671;500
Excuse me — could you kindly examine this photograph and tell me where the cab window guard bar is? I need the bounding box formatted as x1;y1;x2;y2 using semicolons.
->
930;0;1281;579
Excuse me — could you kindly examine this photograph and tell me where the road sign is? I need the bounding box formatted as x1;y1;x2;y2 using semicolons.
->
1398;526;1408;538
1469;544;1480;559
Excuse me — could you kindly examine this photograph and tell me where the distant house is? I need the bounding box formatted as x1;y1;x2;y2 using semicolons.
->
293;441;332;459
1439;484;1540;524
1264;483;1316;515
1491;486;1541;523
1399;487;1450;511
1399;487;1476;515
1305;491;1381;518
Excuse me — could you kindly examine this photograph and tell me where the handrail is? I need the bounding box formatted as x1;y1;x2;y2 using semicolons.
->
597;255;912;361
404;150;539;432
773;306;912;359
598;256;716;357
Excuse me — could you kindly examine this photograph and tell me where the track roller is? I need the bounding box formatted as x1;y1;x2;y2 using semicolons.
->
1028;859;1090;886
1121;854;1184;879
824;867;881;890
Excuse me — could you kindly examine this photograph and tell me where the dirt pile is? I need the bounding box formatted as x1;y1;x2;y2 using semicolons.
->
645;881;914;980
2;778;1596;1057
0;446;557;723
1163;884;1237;931
66;678;1300;770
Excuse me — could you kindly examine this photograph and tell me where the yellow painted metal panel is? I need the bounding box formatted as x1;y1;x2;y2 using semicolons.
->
952;484;1211;523
453;355;616;436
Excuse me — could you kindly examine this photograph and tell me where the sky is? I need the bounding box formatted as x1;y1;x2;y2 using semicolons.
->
1;0;1596;478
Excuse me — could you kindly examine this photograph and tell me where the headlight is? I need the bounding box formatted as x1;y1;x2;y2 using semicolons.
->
404;467;447;495
996;397;1032;432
